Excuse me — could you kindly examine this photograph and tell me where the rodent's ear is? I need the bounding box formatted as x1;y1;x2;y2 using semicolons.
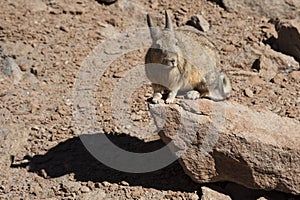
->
147;14;160;41
147;14;154;28
165;10;173;32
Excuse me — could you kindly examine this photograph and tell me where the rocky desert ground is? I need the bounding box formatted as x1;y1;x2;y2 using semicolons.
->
0;0;299;199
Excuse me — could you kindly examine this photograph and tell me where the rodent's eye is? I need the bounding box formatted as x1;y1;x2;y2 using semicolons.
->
175;41;179;46
156;40;162;49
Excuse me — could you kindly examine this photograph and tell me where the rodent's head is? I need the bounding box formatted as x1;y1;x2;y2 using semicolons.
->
205;72;232;101
147;11;181;68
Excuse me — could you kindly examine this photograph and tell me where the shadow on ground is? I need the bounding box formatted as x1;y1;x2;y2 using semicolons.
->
14;133;199;192
11;133;296;200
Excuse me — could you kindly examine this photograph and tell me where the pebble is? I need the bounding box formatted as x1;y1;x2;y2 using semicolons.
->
95;182;102;188
81;186;90;193
222;44;236;52
102;181;110;187
189;15;210;32
120;181;129;186
59;26;69;33
257;197;268;200
113;71;125;78
190;193;199;200
244;88;254;98
31;126;40;131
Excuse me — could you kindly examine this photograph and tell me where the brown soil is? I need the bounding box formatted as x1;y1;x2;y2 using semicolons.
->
0;0;299;199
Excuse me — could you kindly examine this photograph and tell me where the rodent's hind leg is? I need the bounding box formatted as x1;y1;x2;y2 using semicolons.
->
166;90;178;104
152;84;165;104
186;90;200;100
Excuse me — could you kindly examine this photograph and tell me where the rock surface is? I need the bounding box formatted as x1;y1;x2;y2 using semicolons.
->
156;99;300;194
221;0;300;18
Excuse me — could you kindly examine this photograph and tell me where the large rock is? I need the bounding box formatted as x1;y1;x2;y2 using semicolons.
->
154;99;300;194
274;19;300;63
221;0;300;18
251;46;300;81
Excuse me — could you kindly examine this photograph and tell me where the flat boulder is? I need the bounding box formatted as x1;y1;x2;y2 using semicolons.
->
153;99;300;194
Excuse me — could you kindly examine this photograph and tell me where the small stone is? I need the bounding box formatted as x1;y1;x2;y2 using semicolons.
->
41;169;48;178
81;186;90;193
201;186;231;200
120;181;129;186
188;15;210;32
222;44;236;52
65;99;72;106
188;192;199;200
60;26;69;33
51;113;61;120
257;197;268;200
244;88;254;98
95;182;101;188
113;71;125;78
87;181;94;188
31;126;40;131
17;58;32;71
102;181;110;187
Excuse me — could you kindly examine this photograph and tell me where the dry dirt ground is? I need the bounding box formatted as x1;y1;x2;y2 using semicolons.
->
0;0;299;199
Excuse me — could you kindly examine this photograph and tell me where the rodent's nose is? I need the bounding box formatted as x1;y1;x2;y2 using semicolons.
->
170;58;176;65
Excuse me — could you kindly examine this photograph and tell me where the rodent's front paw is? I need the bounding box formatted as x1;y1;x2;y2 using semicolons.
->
186;90;200;100
152;97;160;104
165;98;175;104
152;92;162;104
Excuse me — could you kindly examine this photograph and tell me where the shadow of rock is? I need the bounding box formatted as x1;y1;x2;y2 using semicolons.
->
95;0;118;6
11;133;297;199
17;133;199;192
207;0;225;9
